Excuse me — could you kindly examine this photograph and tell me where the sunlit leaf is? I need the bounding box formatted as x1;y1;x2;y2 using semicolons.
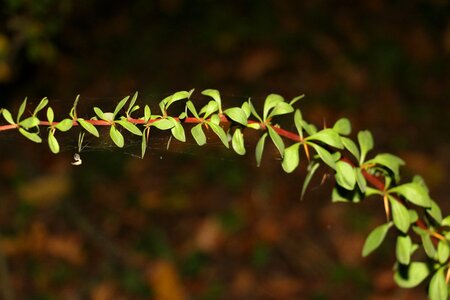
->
358;130;373;164
355;167;367;192
17;98;27;122
201;89;221;112
209;122;229;148
116;119;142;136
2;109;15;124
126;91;138;116
152;118;175;130
429;268;447;300
301;160;320;200
144;105;151;123
224;107;247;125
77;118;99;137
231;128;245;155
282;143;300;173
307;128;343;149
437;240;449;264
341;137;360;162
309;143;336;170
19;116;40;129
46;107;54;123
186;100;200;119
294;109;303;139
427;200;443;223
191;124;206;146
263;94;284;121
165;90;191;108
394;262;429;288
113;95;130;117
362;222;393;257
255;133;268;167
268;102;294;119
171;121;186;142
332;118;351;135
33;97;48;115
94;107;108;121
389;182;430;208
199;101;219;119
389;195;410;233
396;235;412;265
248;99;262;122
366;153;405;182
48;131;60;154
19;128;42;143
109;125;124;148
335;161;356;190
55;119;73;132
268;126;284;157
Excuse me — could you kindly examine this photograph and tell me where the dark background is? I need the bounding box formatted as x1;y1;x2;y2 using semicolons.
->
0;1;449;299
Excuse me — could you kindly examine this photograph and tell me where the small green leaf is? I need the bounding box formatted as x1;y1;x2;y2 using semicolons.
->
113;95;129;117
289;94;305;106
307;128;343;149
116;119;142;136
366;153;405;182
126;92;138;116
33;97;48;115
396;235;412;265
335;161;356;190
152;118;175;130
358;130;373;164
268;102;294;119
341;137;360;162
191;124;206;146
141;130;147;158
294;109;303;139
362;222;393;257
17;98;27;123
255;133;268;167
199;101;219;118
394;262;429;288
301;120;317;135
333;118;351;135
47;107;54;123
429;268;447;300
301;160;320;200
224;107;247;125
209;122;229;148
2;109;15;124
171;121;186;142
282;143;300;173
165;90;191;108
19;128;42;143
19;116;40;129
144;105;151;123
109;126;124;148
241;102;251;118
389;196;410;233
309;143;336;170
437;241;449;264
263;94;284;121
201;89;221;112
55;119;73;132
268;126;285;157
389;182;430;208
420;231;436;259
209;113;221;125
48;131;60;154
248;99;262;122
365;187;383;197
186;100;200;119
355;167;367;192
77;118;99;137
231;128;246;155
427;200;443;223
94;107;108;121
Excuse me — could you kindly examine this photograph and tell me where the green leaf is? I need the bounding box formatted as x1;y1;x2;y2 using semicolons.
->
396;235;412;265
307;128;343;149
165;90;191;108
33;97;48;115
309;143;336;170
282;143;300;173
199;101;219;119
294;109;303;139
224;107;247;125
427;200;443;223
437;241;449;264
248;99;262;122
389;196;410;233
263;94;284;121
48;131;60;154
94;107;108;121
201;89;221;112
335;161;356;190
69;95;80;119
332;185;364;203
362;222;393;257
113;95;129;117
241;102;251;118
55;119;73;132
126;92;138;116
19;128;42;143
366;153;405;182
301;120;317;135
171;121;186;142
420;230;436;259
77;118;99;137
2;109;15;124
355;168;367;193
255;133;268;167
268;102;294;119
289;94;305;106
17;98;27;122
429;268;448;300
394;262;429;288
141;130;147;158
358;130;373;164
109;126;124;148
186;100;200;119
19;116;40;129
144;105;151;123
365;187;383;197
389;182;430;208
209;122;229;148
209;114;221;125
116;119;142;136
301;160;320;200
231;128;246;155
191;124;206;146
152;118;175;130
267;126;285;157
46;107;54;123
333;118;351;135
341;137;360;162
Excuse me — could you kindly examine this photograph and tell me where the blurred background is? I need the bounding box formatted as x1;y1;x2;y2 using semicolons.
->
0;1;449;299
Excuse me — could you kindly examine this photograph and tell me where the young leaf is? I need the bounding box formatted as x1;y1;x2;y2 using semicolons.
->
152;118;175;130
335;161;356;190
209;113;221;125
224;107;247;125
199;101;219;119
19;128;42;143
191;124;206;146
306;128;343;149
309;143;336;170
355;167;367;193
366;153;405;182
48;131;60;154
241;101;251;118
389;182;430;208
263;94;284;121
437;240;449;264
294;109;303;139
17;98;27;123
165;90;191;108
301;160;320;200
341;137;360;162
282;143;300;173
255;133;268;167
186;100;200;119
209;122;229;148
47;107;54;123
2;109;15;124
141;130;147;158
171;121;186;142
201;89;222;112
94;107;108;121
126;92;138;117
427;200;443;223
113;95;130;117
109;126;124;148
77;118;100;137
268;102;294;119
267;126;285;157
394;262;429;288
116;119;142;136
396;235;412;265
33;97;49;115
248;99;262;122
389;196;410;233
333;118;351;135
358;130;373;164
55;119;73;132
289;94;305;106
144;105;151;123
429;268;447;300
301;120;317;135
362;222;393;257
19;117;40;129
231;128;246;155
